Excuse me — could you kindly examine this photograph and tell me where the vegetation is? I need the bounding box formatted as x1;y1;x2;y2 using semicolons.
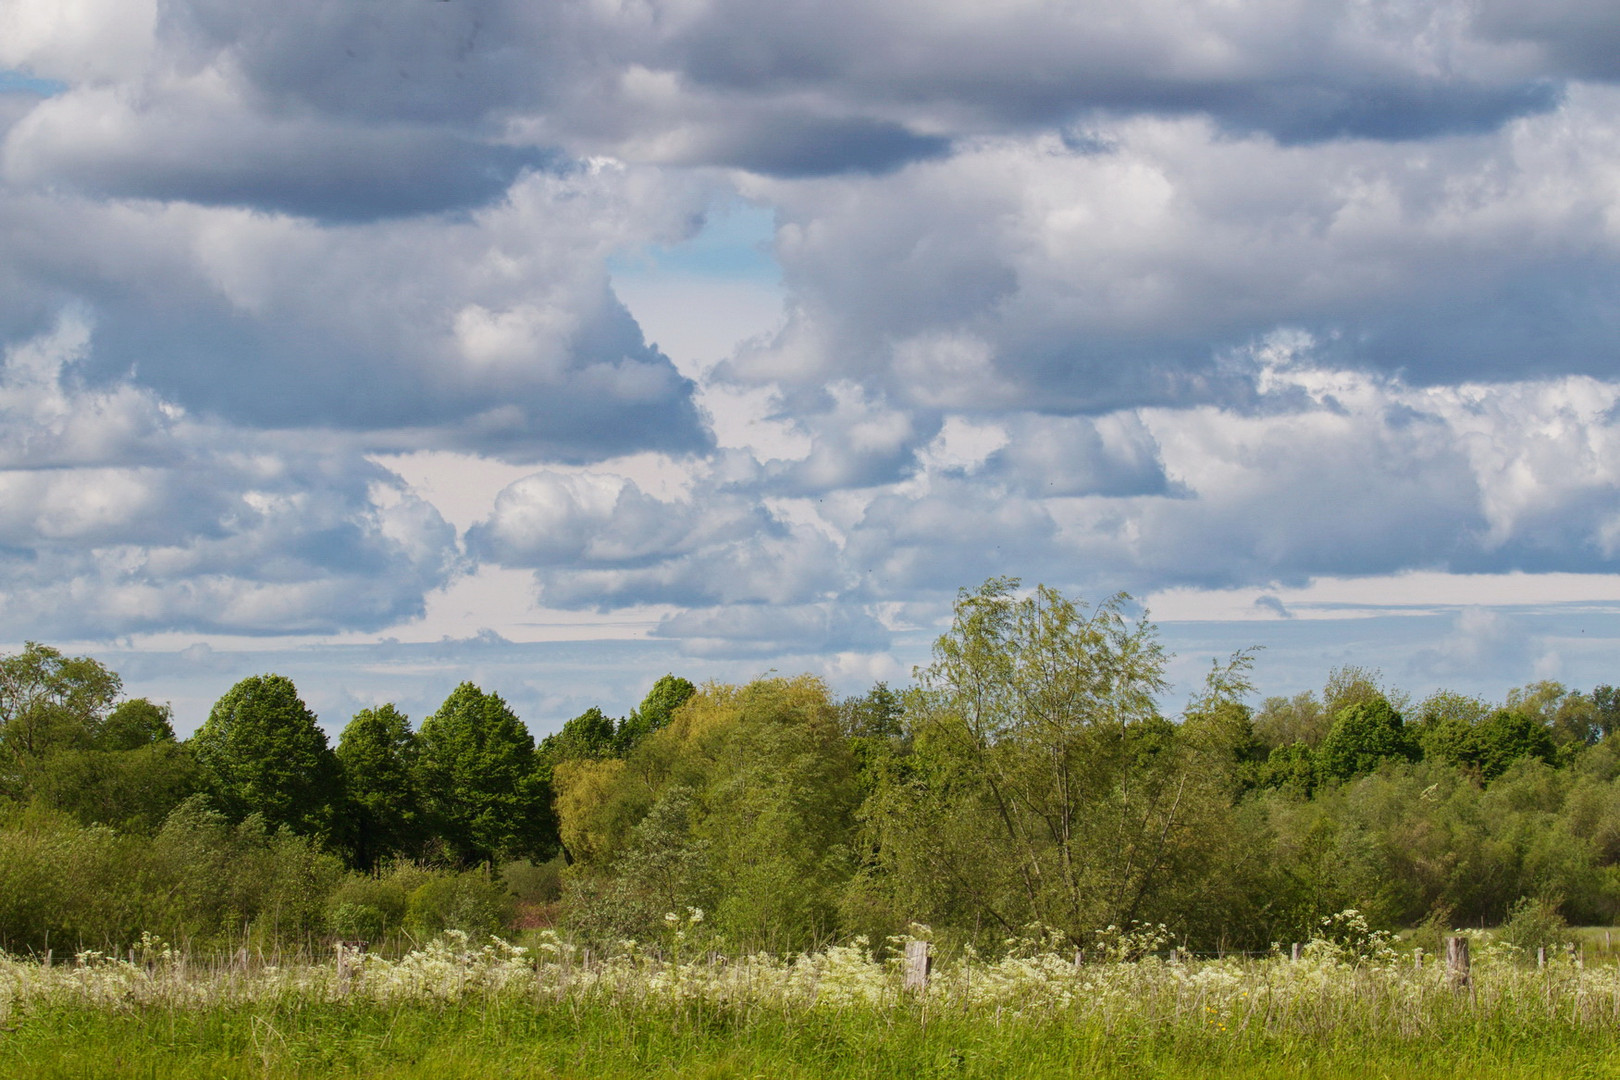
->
3;927;1620;1079
2;577;1620;962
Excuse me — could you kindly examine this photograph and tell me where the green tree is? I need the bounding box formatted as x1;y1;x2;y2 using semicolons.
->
850;578;1231;947
31;741;200;832
98;698;176;751
416;683;547;864
613;674;696;752
1594;685;1620;742
1471;709;1557;781
555;675;860;951
0;643;123;794
335;704;422;870
1252;691;1328;751
540;707;618;766
190;674;341;838
1317;699;1418;782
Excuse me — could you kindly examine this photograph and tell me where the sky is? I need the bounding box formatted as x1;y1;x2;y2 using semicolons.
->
4;0;1620;736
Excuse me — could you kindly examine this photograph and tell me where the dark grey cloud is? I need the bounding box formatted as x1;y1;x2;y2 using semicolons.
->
6;97;555;221
1476;0;1620;83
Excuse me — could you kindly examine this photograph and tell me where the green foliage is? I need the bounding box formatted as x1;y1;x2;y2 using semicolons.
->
1593;684;1620;742
1257;743;1319;797
335;704;422;869
614;674;697;752
0;643;123;799
540;706;618;766
1317;699;1418;782
1414;693;1556;781
325;874;410;942
406;869;515;938
0;795;346;953
498;855;566;904
99;698;176;750
190;674;341;838
1497;895;1571;956
416;683;549;865
849;578;1233;950
1253;691;1328;751
557;675;859;951
29;741;201;832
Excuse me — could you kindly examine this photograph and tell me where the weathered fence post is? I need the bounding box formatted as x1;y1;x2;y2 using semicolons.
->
1290;942;1302;962
1537;946;1546;970
1073;948;1085;971
903;940;932;992
1446;936;1471;990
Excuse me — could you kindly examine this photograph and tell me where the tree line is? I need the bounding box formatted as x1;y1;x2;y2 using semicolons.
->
3;576;1619;956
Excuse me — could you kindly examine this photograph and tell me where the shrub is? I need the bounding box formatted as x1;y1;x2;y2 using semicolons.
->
1497;895;1570;957
406;870;514;939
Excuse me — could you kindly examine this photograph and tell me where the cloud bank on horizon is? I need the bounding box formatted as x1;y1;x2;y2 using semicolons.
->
3;0;1620;721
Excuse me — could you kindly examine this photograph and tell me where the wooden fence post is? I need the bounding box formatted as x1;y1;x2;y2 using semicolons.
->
1446;936;1471;990
903;940;932;992
1290;942;1302;962
1537;946;1546;970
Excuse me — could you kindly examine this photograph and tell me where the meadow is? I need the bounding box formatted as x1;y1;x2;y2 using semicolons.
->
4;927;1620;1079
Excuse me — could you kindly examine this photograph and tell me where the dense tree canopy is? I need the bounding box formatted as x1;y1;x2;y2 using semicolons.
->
416;682;549;865
191;674;341;838
336;704;422;871
6;580;1620;957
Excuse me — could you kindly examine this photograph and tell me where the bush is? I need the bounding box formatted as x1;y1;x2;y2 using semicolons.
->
1498;895;1570;957
499;856;565;904
406;870;514;939
325;875;410;942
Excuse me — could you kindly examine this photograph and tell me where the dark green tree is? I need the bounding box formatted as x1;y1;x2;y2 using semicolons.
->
540;707;618;766
190;674;341;837
32;741;200;832
1471;710;1557;781
335;704;422;870
614;674;696;752
1317;699;1419;782
1257;742;1319;797
416;683;548;864
99;698;176;751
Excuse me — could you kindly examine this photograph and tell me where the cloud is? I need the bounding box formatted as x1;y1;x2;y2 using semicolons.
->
0;315;458;638
4;83;554;221
653;601;890;658
0;165;713;459
727;92;1620;411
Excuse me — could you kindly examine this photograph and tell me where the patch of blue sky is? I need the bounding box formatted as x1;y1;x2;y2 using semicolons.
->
0;70;67;96
610;199;779;284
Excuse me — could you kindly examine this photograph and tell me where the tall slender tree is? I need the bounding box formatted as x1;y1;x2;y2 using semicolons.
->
416;682;549;864
335;704;422;870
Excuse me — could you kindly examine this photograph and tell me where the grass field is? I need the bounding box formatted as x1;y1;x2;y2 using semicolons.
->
4;931;1620;1079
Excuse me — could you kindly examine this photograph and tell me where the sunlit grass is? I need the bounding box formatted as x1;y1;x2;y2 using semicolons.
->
3;928;1617;1078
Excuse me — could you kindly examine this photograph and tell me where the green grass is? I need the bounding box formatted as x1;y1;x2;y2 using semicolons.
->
6;998;1620;1079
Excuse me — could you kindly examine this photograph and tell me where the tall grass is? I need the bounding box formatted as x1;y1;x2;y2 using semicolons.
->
2;930;1616;1078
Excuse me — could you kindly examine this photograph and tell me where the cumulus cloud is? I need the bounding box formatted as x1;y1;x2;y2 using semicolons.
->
464;350;1620;657
0;316;458;638
729;91;1620;411
4;0;1620;689
0;165;712;458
